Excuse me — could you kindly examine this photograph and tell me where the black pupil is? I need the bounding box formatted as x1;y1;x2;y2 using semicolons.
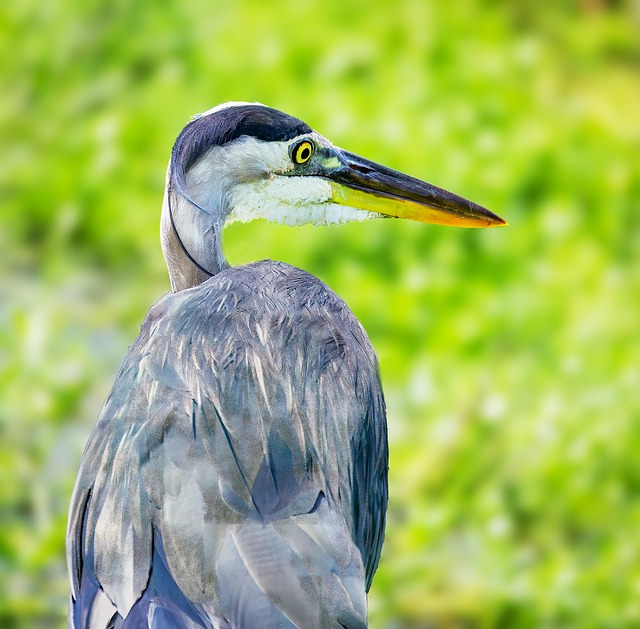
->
299;146;310;161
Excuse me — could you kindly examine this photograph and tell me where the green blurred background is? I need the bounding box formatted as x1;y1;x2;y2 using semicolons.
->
2;0;639;627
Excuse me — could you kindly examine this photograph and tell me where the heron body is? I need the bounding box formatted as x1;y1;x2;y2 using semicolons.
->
67;103;505;628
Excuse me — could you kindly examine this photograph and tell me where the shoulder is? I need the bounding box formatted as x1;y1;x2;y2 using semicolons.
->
165;260;344;310
144;260;367;342
134;260;378;383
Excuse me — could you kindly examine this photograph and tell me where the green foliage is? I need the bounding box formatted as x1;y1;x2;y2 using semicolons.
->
1;1;639;626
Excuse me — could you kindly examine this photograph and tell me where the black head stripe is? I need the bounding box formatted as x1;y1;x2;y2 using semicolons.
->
171;104;312;183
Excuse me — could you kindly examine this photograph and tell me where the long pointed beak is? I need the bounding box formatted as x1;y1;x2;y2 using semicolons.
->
325;150;506;228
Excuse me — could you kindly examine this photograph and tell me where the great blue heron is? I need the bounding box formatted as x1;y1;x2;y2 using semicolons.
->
66;102;505;628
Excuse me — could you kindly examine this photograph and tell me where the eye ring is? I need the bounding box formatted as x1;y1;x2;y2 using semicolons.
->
291;140;314;165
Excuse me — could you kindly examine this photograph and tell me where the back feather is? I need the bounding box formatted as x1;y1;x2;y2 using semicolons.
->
67;261;387;628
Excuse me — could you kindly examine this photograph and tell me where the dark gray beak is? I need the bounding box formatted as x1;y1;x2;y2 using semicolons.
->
325;149;506;228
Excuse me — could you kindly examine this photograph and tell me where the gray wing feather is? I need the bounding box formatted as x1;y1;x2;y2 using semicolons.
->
67;260;387;627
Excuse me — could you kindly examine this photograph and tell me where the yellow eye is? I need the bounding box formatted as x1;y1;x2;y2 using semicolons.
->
292;140;314;164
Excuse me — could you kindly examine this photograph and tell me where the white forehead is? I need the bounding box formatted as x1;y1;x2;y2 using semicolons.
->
193;101;268;119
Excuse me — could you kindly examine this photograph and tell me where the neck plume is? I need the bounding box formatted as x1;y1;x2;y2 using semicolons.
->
160;187;229;292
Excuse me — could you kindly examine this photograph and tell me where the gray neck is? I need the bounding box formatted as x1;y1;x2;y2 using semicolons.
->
160;188;229;292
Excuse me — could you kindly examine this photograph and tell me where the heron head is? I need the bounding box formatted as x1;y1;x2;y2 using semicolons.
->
168;101;505;227
162;102;506;290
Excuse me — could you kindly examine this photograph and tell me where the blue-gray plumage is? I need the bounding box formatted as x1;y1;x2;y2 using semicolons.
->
67;103;505;628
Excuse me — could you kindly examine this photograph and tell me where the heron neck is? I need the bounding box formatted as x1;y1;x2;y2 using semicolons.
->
160;191;229;292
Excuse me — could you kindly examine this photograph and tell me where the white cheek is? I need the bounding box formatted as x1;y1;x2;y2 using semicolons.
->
229;177;375;226
266;177;333;205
